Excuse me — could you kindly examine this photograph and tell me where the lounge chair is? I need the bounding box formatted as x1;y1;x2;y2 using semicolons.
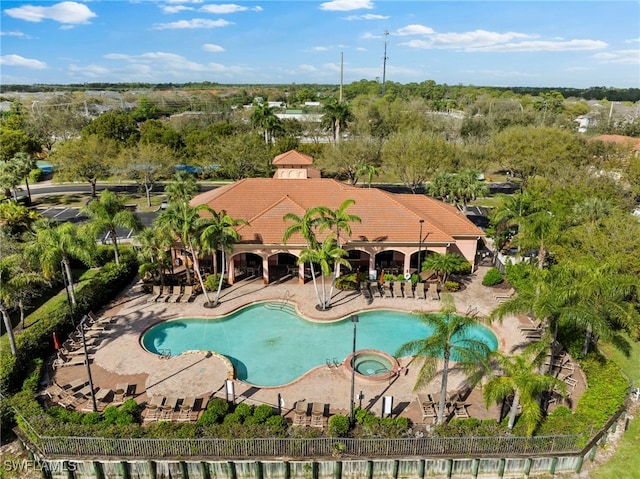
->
404;283;415;298
113;383;129;404
155;285;171;302
429;283;440;300
166;285;182;303
144;396;164;422
495;288;515;302
382;282;392;298
360;282;372;299
148;285;162;303
393;281;403;298
452;402;470;418
292;401;309;426
519;319;543;332
177;396;196;421
414;282;426;299
311;403;327;429
417;393;437;422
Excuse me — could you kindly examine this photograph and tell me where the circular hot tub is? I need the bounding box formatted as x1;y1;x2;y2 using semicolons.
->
344;349;400;382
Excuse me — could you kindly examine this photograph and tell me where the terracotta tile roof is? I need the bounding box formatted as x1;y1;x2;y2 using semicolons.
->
272;150;314;165
190;178;484;246
590;134;640;150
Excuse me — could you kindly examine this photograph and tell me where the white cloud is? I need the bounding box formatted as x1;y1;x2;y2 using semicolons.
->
624;37;640;44
344;13;388;20
395;24;435;36
4;1;96;24
594;50;640;65
0;54;47;69
0;31;28;38
202;43;225;52
162;5;194;14
320;0;374;12
311;46;330;52
396;24;607;53
152;18;232;29
199;4;257;14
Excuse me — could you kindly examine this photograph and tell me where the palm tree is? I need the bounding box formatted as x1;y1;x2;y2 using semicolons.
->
322;97;353;143
422;252;467;284
198;207;247;306
24;220;94;305
250;102;283;144
395;294;491;424
136;226;173;286
12;152;37;204
0;253;46;329
0;202;41;238
483;350;566;435
82;189;143;265
164;171;199;204
453;169;489;213
319;199;361;248
565;257;640;356
0;259;18;355
297;234;351;310
155;202;201;291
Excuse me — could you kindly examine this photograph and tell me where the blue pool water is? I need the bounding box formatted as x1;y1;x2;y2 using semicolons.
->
141;303;498;387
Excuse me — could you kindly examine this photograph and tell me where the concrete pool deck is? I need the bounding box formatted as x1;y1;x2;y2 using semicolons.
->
52;266;584;426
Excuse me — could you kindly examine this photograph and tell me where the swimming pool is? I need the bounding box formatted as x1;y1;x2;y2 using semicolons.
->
141;302;498;387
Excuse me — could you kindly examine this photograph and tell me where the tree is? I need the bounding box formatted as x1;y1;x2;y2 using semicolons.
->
381;129;453;193
115;143;175;207
320;137;381;185
489;126;585;189
395;294;491;424
319;199;361;248
24;220;94;305
50;135;117;198
0;159;22;201
322;97;353;143
0;202;41;238
198;207;247;306
155;202;201;289
136;226;173;286
422;253;467;284
0;252;46;330
250;102;283;144
164;171;199;205
82;189;143;265
211;133;272;180
297;234;350;310
82;110;140;146
12;152;37;204
483;350;565;435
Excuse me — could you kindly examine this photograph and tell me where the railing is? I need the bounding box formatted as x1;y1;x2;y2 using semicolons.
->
34;434;586;460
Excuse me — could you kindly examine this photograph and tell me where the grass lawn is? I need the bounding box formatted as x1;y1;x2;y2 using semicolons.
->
587;334;640;478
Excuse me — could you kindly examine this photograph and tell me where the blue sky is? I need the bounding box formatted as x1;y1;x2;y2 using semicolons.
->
1;1;639;88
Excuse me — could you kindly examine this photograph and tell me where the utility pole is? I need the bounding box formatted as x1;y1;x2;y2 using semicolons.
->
339;52;344;103
381;30;389;96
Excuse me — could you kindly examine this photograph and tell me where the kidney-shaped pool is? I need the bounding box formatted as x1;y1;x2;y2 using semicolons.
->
141;302;498;387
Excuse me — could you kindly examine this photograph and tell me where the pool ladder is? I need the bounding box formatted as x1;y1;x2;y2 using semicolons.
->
158;348;172;359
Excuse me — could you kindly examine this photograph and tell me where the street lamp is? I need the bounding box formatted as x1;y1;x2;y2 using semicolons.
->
417;220;425;274
349;314;359;425
79;315;97;412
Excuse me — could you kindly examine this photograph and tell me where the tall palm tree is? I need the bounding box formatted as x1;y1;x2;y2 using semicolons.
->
24;220;94;305
135;226;173;286
483;350;566;435
297;234;350;310
318;199;361;248
250;102;283;144
12;152;37;204
422;252;467;284
565;257;639;356
164;171;199;204
395;294;492;424
198;207;247;306
322;97;353;143
453;169;489;213
155;202;201;291
0;259;18;355
82;189;143;265
0;253;46;330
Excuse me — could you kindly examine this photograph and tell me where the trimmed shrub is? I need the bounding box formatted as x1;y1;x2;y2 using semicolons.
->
444;281;460;292
482;268;504;286
28;168;42;183
252;404;275;424
234;403;254;422
197;398;230;426
328;414;350;437
335;273;358;291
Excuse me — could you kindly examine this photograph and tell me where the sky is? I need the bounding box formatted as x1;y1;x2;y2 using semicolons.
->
1;0;639;88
